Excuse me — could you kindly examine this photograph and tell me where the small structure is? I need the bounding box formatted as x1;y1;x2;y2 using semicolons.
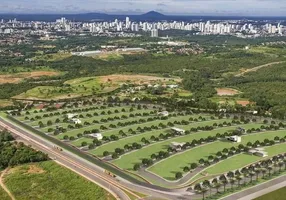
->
170;142;186;151
71;118;81;124
171;127;185;134
227;136;241;143
89;133;103;140
167;84;179;89
67;113;78;119
158;111;169;117
249;148;268;157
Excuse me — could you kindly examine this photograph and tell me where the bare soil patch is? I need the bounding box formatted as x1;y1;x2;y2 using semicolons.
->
26;165;46;174
237;100;251;106
216;88;240;96
99;74;181;85
0;71;60;84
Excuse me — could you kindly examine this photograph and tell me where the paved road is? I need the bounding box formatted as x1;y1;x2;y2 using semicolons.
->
221;175;286;200
0;118;193;200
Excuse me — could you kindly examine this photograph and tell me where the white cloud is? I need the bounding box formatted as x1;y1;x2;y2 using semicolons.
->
0;0;286;16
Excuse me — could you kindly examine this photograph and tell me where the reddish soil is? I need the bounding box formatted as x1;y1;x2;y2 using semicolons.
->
237;100;251;106
216;88;240;96
99;74;181;85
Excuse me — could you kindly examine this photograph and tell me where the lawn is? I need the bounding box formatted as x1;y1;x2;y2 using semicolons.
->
4;161;114;200
0;182;10;200
255;187;286;200
111;123;264;171
147;130;286;180
201;143;286;176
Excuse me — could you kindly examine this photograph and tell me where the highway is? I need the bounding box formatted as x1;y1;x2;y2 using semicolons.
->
0;118;192;200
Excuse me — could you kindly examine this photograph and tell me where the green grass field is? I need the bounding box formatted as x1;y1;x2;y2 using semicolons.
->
254;187;286;200
111;123;264;171
0;182;10;200
193;143;286;180
147;130;286;180
4;161;114;200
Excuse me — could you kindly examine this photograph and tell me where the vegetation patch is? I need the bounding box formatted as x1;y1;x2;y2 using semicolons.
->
4;161;114;200
0;71;61;84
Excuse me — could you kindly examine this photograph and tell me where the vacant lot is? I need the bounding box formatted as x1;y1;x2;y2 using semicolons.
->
99;74;181;85
216;88;240;96
3;161;114;200
0;71;60;84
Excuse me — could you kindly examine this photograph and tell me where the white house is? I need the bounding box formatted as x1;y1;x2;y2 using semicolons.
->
170;142;186;151
171;127;185;134
67;113;78;119
158;111;169;117
89;133;103;140
249;148;268;157
71;118;81;124
227;136;241;143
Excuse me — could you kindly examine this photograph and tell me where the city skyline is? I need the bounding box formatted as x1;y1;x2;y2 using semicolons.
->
1;0;286;16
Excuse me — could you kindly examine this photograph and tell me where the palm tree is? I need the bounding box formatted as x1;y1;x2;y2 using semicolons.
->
200;187;208;200
203;180;211;196
230;178;236;190
267;166;273;177
214;182;222;194
236;175;243;187
261;168;267;179
249;171;255;183
254;169;260;181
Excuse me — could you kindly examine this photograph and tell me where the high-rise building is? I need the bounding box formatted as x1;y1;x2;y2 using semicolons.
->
151;29;158;37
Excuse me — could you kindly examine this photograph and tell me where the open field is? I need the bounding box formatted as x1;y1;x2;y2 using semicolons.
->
3;161;114;200
255;186;286;200
0;71;61;84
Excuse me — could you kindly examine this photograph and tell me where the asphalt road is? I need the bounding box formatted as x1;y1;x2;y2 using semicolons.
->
0;118;193;200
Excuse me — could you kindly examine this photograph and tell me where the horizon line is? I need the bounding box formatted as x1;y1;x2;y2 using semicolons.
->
0;11;286;18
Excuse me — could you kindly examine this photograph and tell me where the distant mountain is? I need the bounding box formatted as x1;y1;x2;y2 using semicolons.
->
141;11;165;18
1;11;286;22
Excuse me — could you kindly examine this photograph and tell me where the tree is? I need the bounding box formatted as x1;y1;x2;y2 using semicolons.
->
133;163;140;171
214;182;222;194
175;172;183;179
200;187;208;200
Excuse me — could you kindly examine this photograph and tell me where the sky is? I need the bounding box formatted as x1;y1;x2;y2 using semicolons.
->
1;0;286;16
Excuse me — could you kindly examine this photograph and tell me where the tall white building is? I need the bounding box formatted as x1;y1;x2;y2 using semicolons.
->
151;29;158;37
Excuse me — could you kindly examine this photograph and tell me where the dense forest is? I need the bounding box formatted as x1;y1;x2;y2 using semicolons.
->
0;130;49;169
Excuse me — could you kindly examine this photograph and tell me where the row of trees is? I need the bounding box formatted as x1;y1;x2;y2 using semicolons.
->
193;153;286;200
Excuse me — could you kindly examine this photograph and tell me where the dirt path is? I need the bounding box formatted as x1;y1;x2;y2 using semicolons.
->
235;61;285;77
0;169;15;200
